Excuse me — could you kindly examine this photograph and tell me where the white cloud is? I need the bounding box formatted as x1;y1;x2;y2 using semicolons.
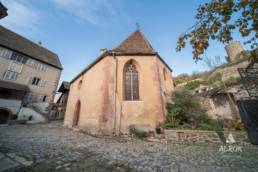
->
1;0;40;33
0;0;131;34
48;0;130;26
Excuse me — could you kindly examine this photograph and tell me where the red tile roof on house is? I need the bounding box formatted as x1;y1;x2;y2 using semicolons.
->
113;30;155;54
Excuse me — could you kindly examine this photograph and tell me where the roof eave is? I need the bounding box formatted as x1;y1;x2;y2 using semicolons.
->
70;51;173;84
0;44;62;70
156;53;173;72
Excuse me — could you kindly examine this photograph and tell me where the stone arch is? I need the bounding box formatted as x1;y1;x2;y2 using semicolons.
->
0;108;12;124
123;59;140;100
72;100;81;127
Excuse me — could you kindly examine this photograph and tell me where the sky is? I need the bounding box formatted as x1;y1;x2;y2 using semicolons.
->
0;0;251;84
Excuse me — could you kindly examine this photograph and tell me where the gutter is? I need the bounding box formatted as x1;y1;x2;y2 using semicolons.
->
112;51;118;134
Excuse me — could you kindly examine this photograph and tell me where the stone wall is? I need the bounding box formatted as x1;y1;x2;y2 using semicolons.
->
164;129;249;144
210;60;249;81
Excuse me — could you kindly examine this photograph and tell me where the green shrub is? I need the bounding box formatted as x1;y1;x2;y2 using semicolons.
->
129;125;148;139
198;117;224;131
164;88;225;131
185;80;201;90
164;88;207;129
206;73;222;85
231;119;245;131
223;77;241;87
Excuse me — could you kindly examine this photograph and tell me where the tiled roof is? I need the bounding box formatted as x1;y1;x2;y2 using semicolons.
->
0;25;62;69
113;30;155;54
0;2;8;19
58;81;70;92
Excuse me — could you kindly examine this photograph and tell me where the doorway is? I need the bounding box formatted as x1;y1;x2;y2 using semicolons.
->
72;100;81;127
0;108;10;124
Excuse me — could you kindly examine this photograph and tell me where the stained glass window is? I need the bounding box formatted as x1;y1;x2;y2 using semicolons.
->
124;60;139;100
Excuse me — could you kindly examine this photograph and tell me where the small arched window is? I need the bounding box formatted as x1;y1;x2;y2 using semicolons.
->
124;60;139;100
163;68;167;80
78;80;82;89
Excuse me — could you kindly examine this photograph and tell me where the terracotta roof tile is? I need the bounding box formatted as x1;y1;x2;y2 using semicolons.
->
113;30;155;54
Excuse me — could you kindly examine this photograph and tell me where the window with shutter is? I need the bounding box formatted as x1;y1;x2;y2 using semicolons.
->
3;70;18;81
29;77;41;86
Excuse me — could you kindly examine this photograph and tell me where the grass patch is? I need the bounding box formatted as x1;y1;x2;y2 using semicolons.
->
129;125;148;139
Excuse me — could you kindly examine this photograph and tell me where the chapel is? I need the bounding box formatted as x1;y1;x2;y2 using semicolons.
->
64;29;174;134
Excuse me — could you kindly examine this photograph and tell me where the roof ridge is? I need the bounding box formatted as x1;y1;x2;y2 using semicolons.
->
136;29;155;51
113;29;155;53
112;30;137;50
0;25;62;69
0;25;58;56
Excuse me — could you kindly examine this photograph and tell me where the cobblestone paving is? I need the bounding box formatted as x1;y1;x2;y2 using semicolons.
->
0;121;258;172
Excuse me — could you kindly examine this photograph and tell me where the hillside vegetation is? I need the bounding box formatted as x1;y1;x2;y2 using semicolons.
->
174;51;252;90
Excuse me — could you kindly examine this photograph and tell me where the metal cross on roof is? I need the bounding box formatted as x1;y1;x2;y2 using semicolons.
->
136;22;140;30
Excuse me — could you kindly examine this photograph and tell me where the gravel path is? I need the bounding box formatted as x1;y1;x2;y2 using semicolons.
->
0;121;258;172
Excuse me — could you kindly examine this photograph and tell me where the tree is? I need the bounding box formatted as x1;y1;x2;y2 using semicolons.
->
203;55;225;70
176;0;258;61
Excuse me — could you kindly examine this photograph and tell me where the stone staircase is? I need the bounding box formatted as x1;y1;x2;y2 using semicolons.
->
27;104;49;122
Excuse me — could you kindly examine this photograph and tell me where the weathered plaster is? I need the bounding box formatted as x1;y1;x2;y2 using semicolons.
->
64;55;174;134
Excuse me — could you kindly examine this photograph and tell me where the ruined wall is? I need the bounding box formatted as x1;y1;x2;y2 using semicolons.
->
64;56;115;134
210;60;249;81
225;41;244;62
164;129;249;144
200;94;240;120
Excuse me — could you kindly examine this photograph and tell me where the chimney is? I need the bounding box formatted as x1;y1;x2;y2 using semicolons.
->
100;48;107;55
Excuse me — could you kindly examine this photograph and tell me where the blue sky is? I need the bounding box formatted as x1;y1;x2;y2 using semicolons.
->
0;0;251;83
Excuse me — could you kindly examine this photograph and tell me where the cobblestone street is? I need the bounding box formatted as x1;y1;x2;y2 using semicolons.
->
0;121;258;172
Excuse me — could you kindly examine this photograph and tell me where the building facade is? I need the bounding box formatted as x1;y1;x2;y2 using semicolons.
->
50;81;70;119
0;25;62;123
64;30;174;135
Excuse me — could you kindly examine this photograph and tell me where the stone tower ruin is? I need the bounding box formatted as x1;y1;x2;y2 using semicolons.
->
225;41;244;62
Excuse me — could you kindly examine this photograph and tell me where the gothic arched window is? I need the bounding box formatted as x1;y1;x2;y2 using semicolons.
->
124;60;139;100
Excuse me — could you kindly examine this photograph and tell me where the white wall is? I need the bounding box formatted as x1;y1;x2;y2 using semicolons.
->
0;98;21;114
18;107;47;123
31;102;49;113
